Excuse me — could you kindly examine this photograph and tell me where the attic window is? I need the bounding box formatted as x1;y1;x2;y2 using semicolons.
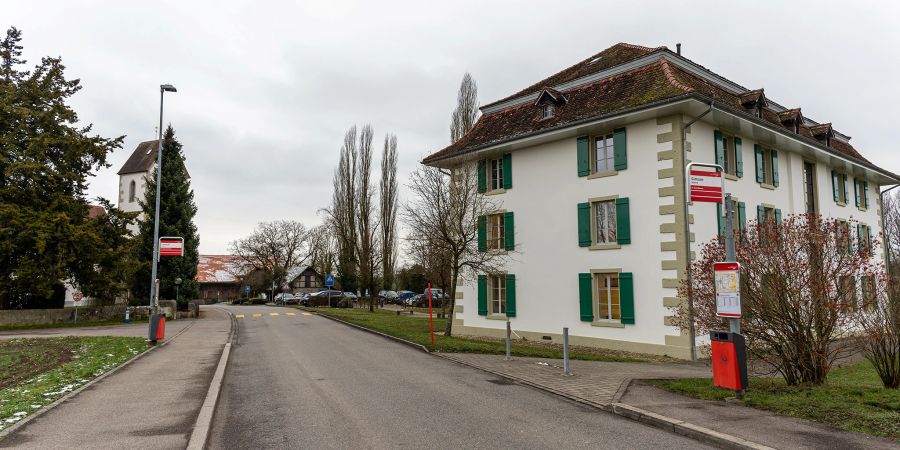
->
541;103;555;119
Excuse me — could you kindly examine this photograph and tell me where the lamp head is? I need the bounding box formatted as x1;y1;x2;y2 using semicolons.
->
161;84;177;93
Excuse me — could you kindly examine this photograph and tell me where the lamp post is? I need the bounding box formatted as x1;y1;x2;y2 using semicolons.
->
175;277;182;305
149;84;176;320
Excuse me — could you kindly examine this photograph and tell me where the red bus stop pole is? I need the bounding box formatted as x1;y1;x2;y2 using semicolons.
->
428;283;434;346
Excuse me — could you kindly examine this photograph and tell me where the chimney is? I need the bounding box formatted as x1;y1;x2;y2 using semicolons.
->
676;43;681;55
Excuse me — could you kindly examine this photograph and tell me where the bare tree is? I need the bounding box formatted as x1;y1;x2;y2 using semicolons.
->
450;73;479;143
307;223;337;276
380;134;399;290
404;163;508;335
355;125;381;311
882;191;900;276
854;273;900;388
325;126;359;292
229;220;310;296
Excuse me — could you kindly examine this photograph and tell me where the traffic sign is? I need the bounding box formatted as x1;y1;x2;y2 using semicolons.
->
325;274;335;287
714;262;741;318
689;169;723;203
244;285;251;294
159;237;184;257
73;291;84;306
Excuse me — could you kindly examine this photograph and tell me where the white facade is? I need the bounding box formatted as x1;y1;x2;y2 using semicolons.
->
118;167;153;234
451;110;891;359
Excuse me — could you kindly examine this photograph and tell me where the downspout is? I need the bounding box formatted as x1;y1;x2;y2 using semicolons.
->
879;183;900;277
680;102;714;361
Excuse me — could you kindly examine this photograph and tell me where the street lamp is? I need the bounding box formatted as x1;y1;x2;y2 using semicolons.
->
175;277;182;305
149;83;176;339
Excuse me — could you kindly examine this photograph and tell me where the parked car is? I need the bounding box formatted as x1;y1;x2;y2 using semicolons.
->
305;289;344;307
274;293;297;305
343;292;358;301
378;290;398;303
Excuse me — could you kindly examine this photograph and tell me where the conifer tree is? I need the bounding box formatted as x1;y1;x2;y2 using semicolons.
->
131;126;199;307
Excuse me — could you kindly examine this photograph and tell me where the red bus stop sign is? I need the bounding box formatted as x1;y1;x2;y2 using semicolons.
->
159;237;184;257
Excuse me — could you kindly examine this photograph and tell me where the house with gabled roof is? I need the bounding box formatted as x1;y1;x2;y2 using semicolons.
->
117;140;159;234
423;43;899;359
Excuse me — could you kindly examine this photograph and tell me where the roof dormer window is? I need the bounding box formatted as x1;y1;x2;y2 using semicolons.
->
541;103;555;119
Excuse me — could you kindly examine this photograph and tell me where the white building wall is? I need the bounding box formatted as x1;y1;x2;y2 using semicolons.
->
118;169;153;234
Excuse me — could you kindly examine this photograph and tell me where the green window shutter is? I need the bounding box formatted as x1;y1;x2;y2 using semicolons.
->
578;273;593;321
757;205;764;224
717;203;724;236
771;150;779;187
502;153;512;189
477;215;487;252
577;202;591;247
714;130;725;167
754;144;764;183
863;182;869;208
831;170;839;201
854;178;860;207
477;160;486;193
619;272;635;324
613;127;627;171
738;202;746;230
867;226;873;254
734;137;743;177
505;274;516;317
857;224;864;252
843;174;849;204
577;136;590;177
504;211;515;251
615;197;631;245
775;208;782;224
477;275;487;316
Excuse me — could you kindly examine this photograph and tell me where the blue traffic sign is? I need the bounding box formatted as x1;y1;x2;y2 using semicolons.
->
325;274;335;287
244;285;251;293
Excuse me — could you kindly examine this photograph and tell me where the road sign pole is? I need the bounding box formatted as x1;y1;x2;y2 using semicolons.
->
74;303;78;325
723;194;739;335
428;283;434;346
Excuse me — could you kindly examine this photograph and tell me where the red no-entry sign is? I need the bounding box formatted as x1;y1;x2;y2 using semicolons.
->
159;237;184;257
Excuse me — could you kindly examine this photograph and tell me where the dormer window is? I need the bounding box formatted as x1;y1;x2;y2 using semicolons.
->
541;103;555;119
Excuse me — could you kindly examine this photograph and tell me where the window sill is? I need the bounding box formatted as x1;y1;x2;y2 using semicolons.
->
836;201;847;207
587;170;618;180
857;206;868;212
487;249;508;256
589;243;621;251
484;188;507;196
724;173;739;181
759;183;776;190
486;314;508;321
591;320;625;328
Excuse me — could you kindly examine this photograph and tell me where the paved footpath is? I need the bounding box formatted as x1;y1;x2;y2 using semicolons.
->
0;320;193;340
0;306;231;450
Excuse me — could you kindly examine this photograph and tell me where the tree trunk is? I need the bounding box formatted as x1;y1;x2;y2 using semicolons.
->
445;265;460;336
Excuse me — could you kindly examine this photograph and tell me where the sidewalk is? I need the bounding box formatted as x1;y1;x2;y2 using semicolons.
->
0;320;193;340
441;353;897;449
0;306;231;450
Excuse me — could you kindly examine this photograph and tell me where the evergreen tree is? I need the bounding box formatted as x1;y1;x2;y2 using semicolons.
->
0;27;127;309
131;126;199;307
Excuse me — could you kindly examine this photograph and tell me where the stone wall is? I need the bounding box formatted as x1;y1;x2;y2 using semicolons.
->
0;305;151;326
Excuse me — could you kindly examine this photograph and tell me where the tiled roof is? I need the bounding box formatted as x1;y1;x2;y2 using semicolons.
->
87;205;105;219
424;43;882;172
117;140;158;175
196;255;246;284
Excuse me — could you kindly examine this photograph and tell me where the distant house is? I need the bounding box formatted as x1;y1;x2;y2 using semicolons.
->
285;266;324;294
196;255;245;301
116;140;190;235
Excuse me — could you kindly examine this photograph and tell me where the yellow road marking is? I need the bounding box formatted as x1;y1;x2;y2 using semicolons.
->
269;312;279;316
302;313;313;316
252;313;262;318
286;312;296;316
235;314;245;319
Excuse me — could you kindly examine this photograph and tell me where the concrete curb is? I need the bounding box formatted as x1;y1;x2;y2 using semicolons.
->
300;308;772;450
186;307;235;450
297;307;431;353
0;318;197;442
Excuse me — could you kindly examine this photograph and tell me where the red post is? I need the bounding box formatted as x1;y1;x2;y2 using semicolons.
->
428;282;434;346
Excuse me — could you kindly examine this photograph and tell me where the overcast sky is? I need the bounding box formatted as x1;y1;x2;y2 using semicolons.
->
7;1;900;255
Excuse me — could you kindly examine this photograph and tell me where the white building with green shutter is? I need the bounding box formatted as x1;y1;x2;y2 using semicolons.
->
422;43;899;359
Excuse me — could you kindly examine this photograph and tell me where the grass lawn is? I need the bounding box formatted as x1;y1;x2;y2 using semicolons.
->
647;361;900;440
298;306;671;363
0;336;149;430
0;319;147;332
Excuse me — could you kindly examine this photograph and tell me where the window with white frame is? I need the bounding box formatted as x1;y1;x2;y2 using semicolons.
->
761;148;775;185
593;133;615;173
489;157;504;191
490;274;506;315
803;161;817;213
595;273;620;320
487;213;505;251
722;134;737;176
541;103;555;119
593;200;617;244
836;174;848;203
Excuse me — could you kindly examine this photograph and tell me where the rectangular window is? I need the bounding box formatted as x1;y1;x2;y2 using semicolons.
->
593;200;617;244
762;148;774;185
722;134;737;175
490;274;506;315
593;133;615;174
489;158;504;191
804;161;817;213
858;224;872;254
862;276;877;310
487;213;505;250
836;174;847;203
855;178;868;209
761;206;776;223
837;220;851;255
541;103;555;119
595;273;620;320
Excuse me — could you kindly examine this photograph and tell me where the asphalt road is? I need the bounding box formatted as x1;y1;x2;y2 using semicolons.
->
209;305;711;449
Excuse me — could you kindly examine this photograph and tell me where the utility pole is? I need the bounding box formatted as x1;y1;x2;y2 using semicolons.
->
723;193;739;335
148;84;176;342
